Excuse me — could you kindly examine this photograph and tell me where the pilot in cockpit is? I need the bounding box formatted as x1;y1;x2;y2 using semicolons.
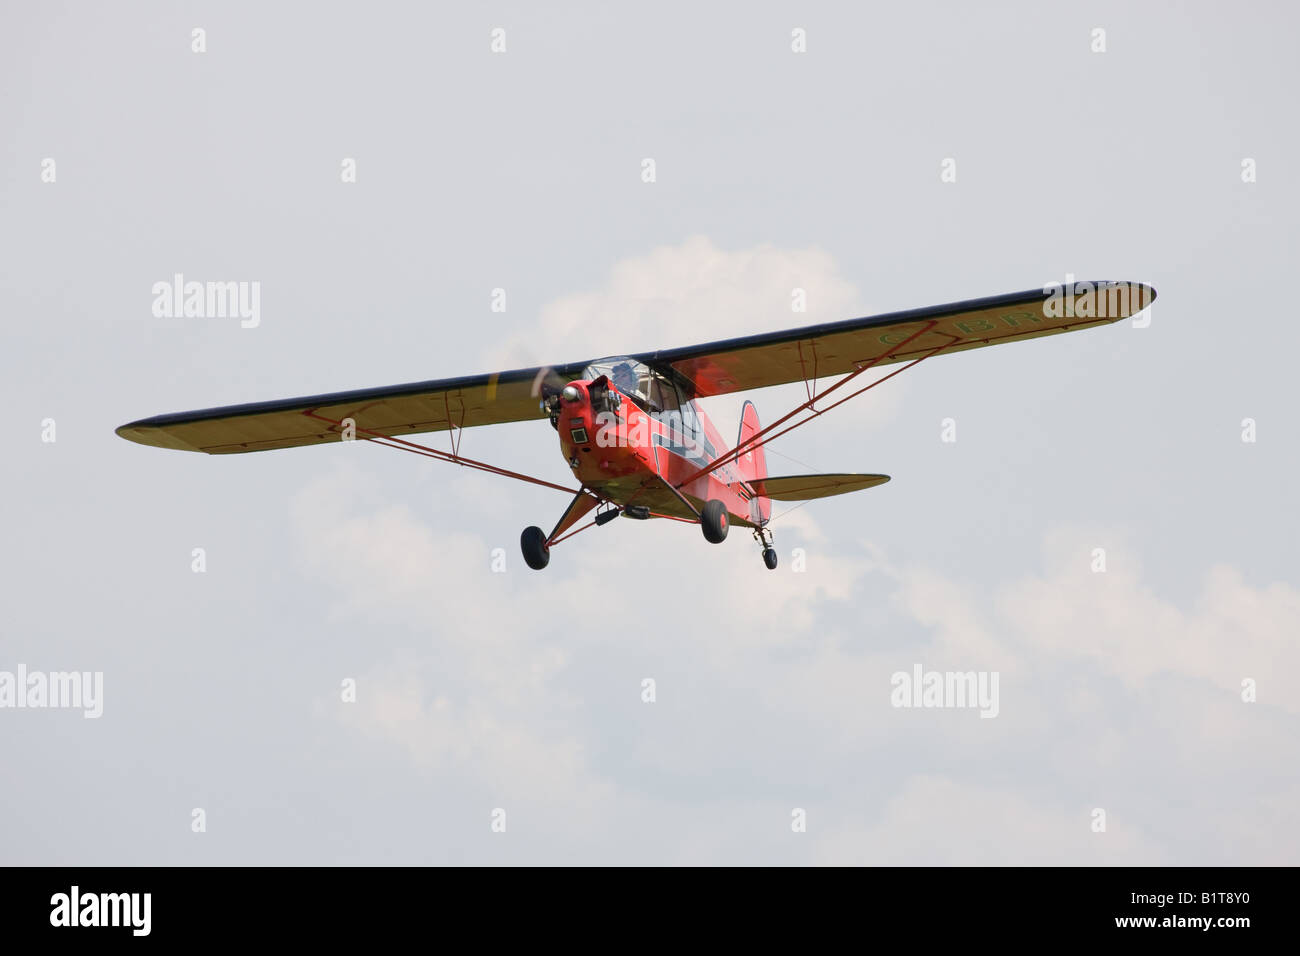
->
611;361;639;397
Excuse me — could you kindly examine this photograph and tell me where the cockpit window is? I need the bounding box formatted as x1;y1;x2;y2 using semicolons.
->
581;357;696;421
611;361;640;397
581;357;660;411
646;376;679;412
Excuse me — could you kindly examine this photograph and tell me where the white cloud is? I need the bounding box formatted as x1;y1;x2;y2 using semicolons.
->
996;526;1300;712
289;451;1300;863
487;235;863;370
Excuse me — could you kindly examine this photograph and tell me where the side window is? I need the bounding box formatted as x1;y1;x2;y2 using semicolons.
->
679;398;698;430
654;376;680;412
654;380;701;453
681;400;705;456
646;377;677;414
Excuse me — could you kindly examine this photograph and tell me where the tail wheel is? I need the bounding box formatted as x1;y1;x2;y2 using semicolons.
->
700;500;729;544
520;526;550;570
762;548;778;570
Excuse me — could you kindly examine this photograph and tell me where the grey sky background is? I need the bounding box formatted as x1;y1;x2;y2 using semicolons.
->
2;1;1297;864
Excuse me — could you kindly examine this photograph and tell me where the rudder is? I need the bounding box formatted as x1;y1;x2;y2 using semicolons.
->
735;401;771;525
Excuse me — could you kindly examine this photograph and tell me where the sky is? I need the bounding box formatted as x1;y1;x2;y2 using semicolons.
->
1;1;1297;865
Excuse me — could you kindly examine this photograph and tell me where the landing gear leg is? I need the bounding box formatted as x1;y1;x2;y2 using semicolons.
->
521;488;600;571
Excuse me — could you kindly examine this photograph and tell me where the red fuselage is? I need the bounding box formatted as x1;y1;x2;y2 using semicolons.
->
554;377;765;527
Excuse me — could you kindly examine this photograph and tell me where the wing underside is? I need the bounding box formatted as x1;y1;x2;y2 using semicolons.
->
115;365;580;454
116;281;1154;454
651;281;1155;397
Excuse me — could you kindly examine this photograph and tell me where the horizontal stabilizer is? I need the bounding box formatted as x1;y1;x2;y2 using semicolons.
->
742;473;890;501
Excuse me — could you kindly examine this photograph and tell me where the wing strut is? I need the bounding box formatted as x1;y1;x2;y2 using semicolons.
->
302;409;581;496
676;322;962;489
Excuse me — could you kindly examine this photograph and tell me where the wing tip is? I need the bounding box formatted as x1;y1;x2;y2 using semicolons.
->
1077;279;1157;322
115;420;205;453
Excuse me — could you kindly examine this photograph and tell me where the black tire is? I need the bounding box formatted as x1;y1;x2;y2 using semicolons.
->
520;526;550;570
763;548;778;570
700;500;729;544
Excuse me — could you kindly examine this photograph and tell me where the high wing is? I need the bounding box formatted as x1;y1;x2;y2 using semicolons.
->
647;280;1155;397
116;364;584;454
116;280;1153;454
744;473;891;501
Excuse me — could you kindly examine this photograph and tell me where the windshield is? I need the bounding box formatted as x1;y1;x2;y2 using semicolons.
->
582;357;698;421
581;358;654;407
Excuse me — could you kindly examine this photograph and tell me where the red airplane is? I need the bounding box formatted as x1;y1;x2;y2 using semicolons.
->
117;281;1155;570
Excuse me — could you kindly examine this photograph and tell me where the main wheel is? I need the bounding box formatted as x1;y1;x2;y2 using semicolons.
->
700;500;729;544
520;526;550;570
762;547;778;570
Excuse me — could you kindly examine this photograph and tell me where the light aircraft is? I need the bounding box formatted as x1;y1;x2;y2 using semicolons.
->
117;280;1155;570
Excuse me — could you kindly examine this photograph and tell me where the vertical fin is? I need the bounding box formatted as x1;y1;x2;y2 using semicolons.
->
735;401;771;525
